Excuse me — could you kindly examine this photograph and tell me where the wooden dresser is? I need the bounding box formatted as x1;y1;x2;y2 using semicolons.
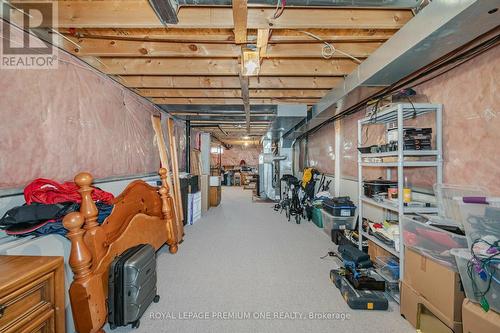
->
0;256;65;333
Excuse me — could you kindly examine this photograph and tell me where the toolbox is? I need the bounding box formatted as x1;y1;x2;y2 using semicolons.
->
330;270;389;310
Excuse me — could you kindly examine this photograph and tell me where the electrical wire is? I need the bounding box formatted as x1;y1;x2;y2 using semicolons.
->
298;30;362;63
273;0;286;19
467;238;500;309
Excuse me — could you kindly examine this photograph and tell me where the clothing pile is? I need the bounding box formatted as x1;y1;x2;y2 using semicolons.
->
0;178;114;237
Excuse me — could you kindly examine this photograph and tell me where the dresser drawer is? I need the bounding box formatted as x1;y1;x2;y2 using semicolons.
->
0;273;53;331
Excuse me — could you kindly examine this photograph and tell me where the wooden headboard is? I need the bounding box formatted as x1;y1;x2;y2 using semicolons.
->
62;168;179;333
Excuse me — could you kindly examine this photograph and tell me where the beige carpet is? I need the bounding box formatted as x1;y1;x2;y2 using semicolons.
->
109;186;414;333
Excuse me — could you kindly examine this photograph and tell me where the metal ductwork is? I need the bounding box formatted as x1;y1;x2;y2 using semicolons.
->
285;0;500;140
176;0;420;7
265;105;308;147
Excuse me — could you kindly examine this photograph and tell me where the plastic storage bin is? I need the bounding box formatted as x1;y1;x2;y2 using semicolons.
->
451;248;500;313
402;215;468;270
321;209;356;235
375;256;400;282
312;207;323;228
433;184;487;228
455;197;500;250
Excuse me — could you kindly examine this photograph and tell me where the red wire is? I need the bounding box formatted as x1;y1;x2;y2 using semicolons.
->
273;0;286;19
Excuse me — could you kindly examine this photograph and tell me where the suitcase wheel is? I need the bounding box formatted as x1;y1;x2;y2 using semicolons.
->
154;295;160;303
132;320;140;329
109;324;117;330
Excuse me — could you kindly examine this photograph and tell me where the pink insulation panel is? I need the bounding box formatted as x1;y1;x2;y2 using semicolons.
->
0;23;161;189
211;146;261;167
307;121;335;174
415;45;500;194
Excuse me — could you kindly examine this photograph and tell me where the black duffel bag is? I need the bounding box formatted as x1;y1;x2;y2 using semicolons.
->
0;202;79;229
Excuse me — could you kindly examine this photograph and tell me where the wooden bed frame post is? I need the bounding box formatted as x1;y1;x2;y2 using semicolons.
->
159;168;178;254
63;212;106;333
76;172;107;265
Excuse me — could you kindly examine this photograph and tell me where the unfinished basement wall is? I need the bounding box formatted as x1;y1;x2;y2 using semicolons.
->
211;146;261;168
304;44;500;196
0;22;161;189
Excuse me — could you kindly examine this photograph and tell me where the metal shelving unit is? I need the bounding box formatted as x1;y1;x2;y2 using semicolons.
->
357;103;443;282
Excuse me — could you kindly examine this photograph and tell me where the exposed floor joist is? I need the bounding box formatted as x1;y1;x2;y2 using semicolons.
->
137;88;329;98
3;2;413;144
60;28;398;43
82;57;358;76
118;76;344;89
151;98;320;105
9;3;412;29
67;38;380;58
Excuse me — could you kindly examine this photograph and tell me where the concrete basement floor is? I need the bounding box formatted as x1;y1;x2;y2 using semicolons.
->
110;186;414;333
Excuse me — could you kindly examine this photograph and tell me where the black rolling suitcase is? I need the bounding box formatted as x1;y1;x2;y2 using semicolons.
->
108;244;160;329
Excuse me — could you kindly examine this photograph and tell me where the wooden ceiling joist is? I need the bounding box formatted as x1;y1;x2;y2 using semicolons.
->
232;0;248;44
11;2;412;29
151;98;319;105
67;38;380;58
137;88;328;99
83;57;357;76
117;76;343;89
60;28;397;43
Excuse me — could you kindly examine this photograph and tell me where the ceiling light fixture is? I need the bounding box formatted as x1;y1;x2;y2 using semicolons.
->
241;48;260;76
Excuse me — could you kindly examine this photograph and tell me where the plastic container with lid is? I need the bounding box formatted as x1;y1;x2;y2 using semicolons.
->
455;197;500;250
375;256;400;282
433;184;487;228
451;248;500;313
402;215;468;270
321;209;356;235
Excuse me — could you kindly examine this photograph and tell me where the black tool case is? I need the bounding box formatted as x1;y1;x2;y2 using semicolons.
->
330;270;388;310
108;244;160;329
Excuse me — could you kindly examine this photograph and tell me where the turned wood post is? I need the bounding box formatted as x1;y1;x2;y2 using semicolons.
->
75;172;106;263
159;168;178;254
63;212;92;281
75;172;99;230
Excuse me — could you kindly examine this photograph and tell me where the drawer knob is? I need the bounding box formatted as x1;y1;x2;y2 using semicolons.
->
0;304;5;318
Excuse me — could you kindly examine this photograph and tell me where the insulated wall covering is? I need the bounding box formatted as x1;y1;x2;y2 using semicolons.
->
306;121;335;175
415;45;500;194
0;22;162;189
306;44;500;194
211;146;261;167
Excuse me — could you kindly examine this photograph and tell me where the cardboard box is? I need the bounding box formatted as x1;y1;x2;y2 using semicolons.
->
401;280;462;333
401;280;419;328
209;186;221;207
462;299;500;333
367;239;394;262
404;247;465;324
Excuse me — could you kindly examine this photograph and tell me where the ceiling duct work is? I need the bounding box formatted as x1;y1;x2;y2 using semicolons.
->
149;0;180;24
265;105;307;148
285;0;500;139
175;0;419;8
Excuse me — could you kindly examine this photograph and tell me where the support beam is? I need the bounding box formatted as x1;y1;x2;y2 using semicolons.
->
118;76;343;89
239;74;251;133
232;0;248;44
9;3;412;29
257;29;270;57
82;57;357;76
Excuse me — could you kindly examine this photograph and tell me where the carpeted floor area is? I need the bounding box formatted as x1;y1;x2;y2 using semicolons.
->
110;186;414;333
